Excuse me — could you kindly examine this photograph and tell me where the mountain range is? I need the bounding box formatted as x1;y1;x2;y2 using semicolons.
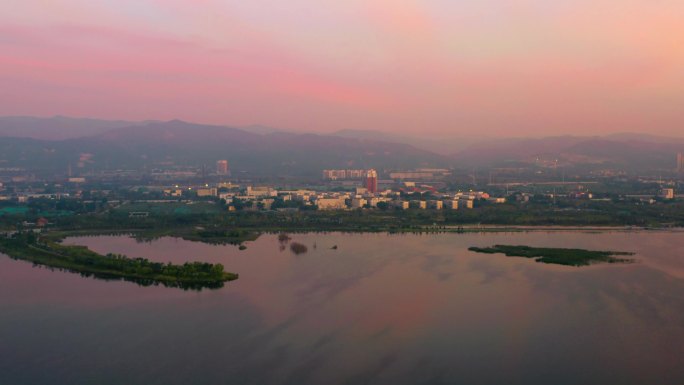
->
0;117;448;177
1;116;683;177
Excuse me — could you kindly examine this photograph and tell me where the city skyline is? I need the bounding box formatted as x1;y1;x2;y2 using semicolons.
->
2;1;684;137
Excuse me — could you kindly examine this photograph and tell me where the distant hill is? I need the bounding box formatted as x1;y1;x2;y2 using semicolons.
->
3;116;683;177
332;129;401;143
605;132;684;144
0;116;151;140
0;119;451;177
85;120;450;176
237;124;289;135
453;135;684;172
331;129;480;155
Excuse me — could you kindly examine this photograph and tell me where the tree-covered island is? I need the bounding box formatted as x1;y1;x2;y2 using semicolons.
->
469;245;634;266
0;232;238;290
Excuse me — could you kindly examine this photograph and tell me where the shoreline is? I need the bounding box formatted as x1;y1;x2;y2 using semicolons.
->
49;225;684;243
437;225;684;232
0;233;239;290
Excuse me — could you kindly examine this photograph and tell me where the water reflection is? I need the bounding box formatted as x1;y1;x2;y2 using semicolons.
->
1;231;684;385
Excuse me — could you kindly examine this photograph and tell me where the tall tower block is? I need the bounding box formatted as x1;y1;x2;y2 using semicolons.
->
216;160;229;175
365;169;378;194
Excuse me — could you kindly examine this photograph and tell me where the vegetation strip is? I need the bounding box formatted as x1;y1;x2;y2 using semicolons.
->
0;232;238;290
468;245;634;266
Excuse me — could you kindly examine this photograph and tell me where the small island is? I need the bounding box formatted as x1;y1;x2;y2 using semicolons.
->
0;232;238;290
289;242;308;255
468;245;634;266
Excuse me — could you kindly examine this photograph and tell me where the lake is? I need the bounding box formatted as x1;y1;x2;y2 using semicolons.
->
2;231;684;385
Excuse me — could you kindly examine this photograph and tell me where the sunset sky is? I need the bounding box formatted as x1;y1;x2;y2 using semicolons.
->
1;0;683;136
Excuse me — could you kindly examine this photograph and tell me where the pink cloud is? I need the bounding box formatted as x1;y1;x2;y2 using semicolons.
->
1;0;683;136
0;22;391;126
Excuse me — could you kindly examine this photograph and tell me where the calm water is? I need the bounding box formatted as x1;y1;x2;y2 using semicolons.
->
2;231;684;385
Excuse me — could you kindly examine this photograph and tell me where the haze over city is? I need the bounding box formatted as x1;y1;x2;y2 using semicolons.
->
3;2;684;385
2;0;683;137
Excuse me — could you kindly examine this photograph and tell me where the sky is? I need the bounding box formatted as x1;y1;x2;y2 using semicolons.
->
1;0;683;137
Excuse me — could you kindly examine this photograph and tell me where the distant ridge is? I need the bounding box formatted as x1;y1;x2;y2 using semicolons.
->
0;116;152;140
452;135;684;171
331;128;481;155
2;116;683;176
0;118;450;177
238;124;289;135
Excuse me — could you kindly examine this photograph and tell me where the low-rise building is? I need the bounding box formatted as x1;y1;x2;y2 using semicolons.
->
389;172;435;180
351;198;367;208
196;188;217;197
246;186;277;197
367;197;381;207
487;197;506;204
260;198;275;210
219;192;235;201
660;188;675;200
322;169;366;180
164;189;183;197
217;182;238;189
316;197;347;210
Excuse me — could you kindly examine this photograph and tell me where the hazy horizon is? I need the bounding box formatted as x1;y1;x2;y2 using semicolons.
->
2;1;683;137
5;114;684;142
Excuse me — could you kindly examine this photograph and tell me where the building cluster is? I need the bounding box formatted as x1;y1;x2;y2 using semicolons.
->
145;164;681;211
324;168;451;185
0;162;680;211
388;169;451;180
169;179;503;212
322;169;367;180
161;167;498;211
